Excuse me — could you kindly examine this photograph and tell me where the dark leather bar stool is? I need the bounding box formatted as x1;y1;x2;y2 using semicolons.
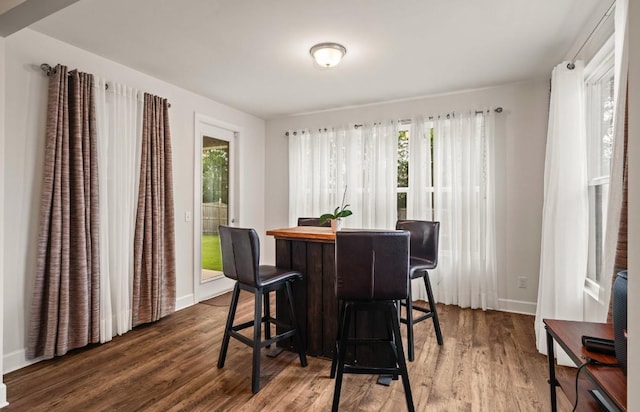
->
217;225;307;393
396;220;443;362
330;230;415;412
297;217;331;227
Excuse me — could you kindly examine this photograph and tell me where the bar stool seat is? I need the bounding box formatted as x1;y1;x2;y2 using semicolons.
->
216;225;307;394
257;265;300;286
410;257;435;271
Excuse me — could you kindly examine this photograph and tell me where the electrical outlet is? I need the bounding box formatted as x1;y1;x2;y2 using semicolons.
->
518;276;528;289
185;211;192;222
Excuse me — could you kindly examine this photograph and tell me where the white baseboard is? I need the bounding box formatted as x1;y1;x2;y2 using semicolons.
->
197;276;235;302
0;383;7;408
3;348;39;374
497;298;536;315
176;293;195;311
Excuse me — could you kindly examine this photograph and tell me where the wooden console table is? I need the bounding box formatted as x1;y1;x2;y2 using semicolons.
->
544;319;626;411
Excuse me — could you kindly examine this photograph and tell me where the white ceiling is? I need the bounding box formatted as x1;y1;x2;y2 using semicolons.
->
29;0;609;119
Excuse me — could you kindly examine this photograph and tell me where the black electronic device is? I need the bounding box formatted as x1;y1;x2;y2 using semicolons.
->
581;335;616;356
612;270;628;375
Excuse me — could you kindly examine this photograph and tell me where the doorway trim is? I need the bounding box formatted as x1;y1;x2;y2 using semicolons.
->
193;113;242;303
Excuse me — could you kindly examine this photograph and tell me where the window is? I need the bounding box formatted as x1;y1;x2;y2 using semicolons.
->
396;124;435;221
585;36;615;283
397;127;409;219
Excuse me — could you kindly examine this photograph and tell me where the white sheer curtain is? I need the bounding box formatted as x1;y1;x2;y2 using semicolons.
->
425;112;498;310
289;127;338;225
289;122;398;229
348;122;398;229
534;62;589;359
95;78;143;342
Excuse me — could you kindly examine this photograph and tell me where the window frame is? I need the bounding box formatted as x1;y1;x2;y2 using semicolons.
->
397;125;410;220
583;34;615;299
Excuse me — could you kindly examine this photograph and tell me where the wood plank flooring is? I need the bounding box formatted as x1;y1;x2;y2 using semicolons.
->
3;292;576;411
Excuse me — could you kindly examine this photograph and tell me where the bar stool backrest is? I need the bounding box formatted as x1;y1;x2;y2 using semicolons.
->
219;225;260;287
335;230;409;301
395;220;440;268
297;217;331;227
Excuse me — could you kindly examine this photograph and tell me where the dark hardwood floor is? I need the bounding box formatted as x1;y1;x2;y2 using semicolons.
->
3;292;575;411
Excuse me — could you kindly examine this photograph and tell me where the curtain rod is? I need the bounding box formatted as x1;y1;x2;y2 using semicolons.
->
284;107;503;136
40;63;172;107
41;63;111;89
567;0;615;70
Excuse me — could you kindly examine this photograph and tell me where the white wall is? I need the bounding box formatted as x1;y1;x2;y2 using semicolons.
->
264;79;550;314
2;28;266;373
0;34;8;407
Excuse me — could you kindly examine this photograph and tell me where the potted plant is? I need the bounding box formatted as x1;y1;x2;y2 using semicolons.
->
319;186;352;232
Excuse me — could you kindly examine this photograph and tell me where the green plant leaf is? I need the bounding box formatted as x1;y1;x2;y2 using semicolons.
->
318;186;353;225
319;213;335;225
337;210;352;218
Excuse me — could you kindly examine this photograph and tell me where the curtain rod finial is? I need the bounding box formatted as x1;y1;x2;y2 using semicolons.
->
40;63;53;76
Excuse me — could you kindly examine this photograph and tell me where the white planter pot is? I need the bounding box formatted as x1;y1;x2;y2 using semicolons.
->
331;219;342;233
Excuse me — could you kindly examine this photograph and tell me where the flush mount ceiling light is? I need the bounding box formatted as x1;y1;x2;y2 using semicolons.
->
309;42;347;67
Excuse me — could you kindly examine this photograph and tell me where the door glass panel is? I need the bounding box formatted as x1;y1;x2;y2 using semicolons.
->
201;136;229;282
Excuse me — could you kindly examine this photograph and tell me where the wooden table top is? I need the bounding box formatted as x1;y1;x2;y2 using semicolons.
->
544;319;626;410
266;226;336;242
266;227;409;242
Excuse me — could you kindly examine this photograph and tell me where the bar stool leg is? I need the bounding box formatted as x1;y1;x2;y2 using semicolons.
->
330;300;345;379
332;302;352;412
264;291;271;347
389;302;415;412
390;306;401;381
423;273;443;345
406;283;415;361
252;290;263;394
217;283;240;368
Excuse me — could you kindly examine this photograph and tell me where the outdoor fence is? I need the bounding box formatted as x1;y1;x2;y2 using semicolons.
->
202;202;228;234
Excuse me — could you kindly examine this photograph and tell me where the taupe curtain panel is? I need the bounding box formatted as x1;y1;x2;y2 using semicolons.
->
615;90;629;273
132;93;176;326
608;89;629;323
28;65;101;359
28;66;176;358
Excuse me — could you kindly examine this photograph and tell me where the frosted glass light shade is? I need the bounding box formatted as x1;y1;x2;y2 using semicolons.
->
310;43;347;67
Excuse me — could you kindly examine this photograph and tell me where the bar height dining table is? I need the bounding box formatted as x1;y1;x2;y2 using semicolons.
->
267;226;398;368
